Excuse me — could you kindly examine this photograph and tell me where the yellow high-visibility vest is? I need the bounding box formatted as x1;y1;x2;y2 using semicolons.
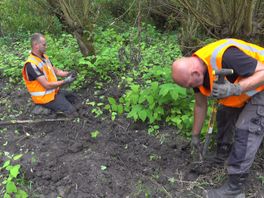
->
194;38;264;107
22;53;58;104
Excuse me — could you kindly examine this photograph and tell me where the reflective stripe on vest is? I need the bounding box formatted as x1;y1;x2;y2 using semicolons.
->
28;58;45;69
27;56;57;81
30;89;56;96
210;39;261;97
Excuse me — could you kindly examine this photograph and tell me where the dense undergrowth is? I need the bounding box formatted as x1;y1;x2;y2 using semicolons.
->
0;25;214;137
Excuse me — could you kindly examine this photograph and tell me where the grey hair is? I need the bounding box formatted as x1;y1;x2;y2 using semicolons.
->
31;33;44;47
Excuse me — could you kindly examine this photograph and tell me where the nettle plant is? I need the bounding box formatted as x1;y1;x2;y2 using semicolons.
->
0;37;29;84
125;82;193;128
78;27;127;82
0;153;28;198
103;25;197;135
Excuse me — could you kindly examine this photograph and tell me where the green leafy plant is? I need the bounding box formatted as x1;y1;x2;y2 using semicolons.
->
148;125;160;135
0;0;62;35
0;153;28;198
105;97;124;121
168;177;176;184
258;175;264;185
91;130;100;139
149;153;161;161
123;82;192;128
86;101;104;118
100;165;107;171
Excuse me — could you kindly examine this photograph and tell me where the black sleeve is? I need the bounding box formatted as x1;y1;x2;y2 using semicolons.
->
25;62;44;81
193;46;257;92
222;47;257;78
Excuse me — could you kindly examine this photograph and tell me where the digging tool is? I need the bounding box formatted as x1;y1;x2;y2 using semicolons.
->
202;68;234;158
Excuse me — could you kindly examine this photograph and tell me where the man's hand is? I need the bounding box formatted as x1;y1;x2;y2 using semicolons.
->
68;70;77;78
63;73;76;85
191;134;203;160
212;80;242;99
191;134;201;151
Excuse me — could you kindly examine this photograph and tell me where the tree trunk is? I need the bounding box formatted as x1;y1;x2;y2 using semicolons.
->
73;31;95;57
45;0;97;57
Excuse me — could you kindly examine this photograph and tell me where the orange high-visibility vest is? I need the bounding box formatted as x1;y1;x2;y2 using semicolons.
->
22;53;58;104
194;38;264;108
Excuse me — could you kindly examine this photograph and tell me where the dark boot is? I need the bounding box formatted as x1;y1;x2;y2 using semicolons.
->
213;143;232;165
204;174;247;198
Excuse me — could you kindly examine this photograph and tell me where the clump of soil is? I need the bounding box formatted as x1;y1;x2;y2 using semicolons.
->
0;78;263;198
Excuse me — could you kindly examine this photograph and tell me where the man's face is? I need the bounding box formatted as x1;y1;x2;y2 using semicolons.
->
37;37;47;54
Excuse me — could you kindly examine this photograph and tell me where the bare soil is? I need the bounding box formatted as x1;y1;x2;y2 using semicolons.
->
0;77;264;198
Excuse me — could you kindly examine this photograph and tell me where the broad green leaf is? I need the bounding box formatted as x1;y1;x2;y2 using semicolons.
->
138;110;147;122
175;85;186;95
6;181;17;193
146;96;154;106
13;154;23;161
104;104;110;110
148;113;155;124
3;160;10;168
128;105;141;120
130;94;139;104
156;106;164;115
153;125;159;129
138;95;146;104
10;165;20;178
16;189;28;198
108;97;116;106
4;193;11;198
159;84;173;97
117;105;123;115
150;82;159;92
111;104;118;112
91;130;100;139
170;90;178;100
128;109;138;120
131;85;140;93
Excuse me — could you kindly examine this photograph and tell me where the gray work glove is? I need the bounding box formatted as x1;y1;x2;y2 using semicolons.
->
212;80;242;99
191;134;203;161
63;73;76;85
191;134;201;151
69;70;77;78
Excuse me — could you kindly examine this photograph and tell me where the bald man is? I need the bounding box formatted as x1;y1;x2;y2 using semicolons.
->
172;38;264;198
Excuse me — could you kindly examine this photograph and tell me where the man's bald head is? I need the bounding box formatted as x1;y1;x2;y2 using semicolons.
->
171;57;191;87
172;56;206;88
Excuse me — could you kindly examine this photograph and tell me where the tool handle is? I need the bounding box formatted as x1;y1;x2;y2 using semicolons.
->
213;69;234;84
217;75;225;84
202;102;217;158
202;133;211;157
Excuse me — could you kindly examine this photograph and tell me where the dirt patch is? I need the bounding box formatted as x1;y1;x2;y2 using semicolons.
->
0;78;264;198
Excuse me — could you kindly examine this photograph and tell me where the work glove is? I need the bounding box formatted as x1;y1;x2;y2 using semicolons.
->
212;80;242;99
191;134;203;161
68;70;77;78
191;134;202;151
63;73;76;85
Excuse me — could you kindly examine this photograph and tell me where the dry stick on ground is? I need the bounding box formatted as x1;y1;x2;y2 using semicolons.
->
0;118;73;126
137;173;173;198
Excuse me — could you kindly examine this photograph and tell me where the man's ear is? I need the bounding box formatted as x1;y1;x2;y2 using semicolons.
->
191;71;200;78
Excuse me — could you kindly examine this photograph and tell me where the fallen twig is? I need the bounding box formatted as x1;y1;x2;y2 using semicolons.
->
0;118;72;126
